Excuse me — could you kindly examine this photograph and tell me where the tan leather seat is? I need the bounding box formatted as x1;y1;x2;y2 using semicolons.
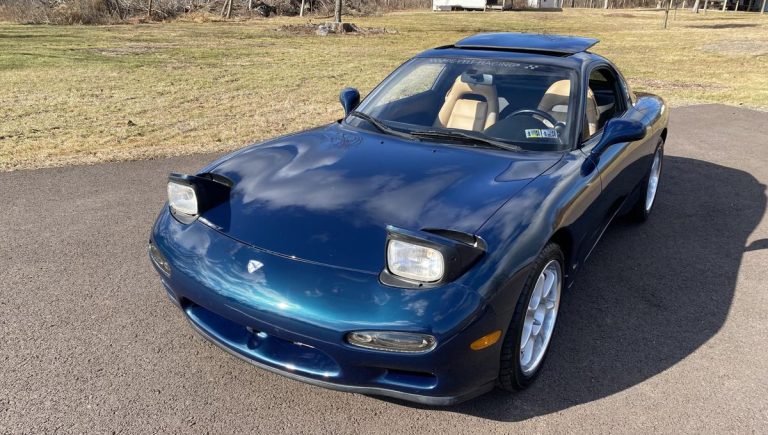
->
435;75;499;131
538;80;600;136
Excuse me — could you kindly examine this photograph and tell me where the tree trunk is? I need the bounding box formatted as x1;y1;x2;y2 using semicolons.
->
147;0;153;19
703;0;709;12
762;0;766;14
300;0;305;16
334;0;342;23
603;0;609;8
692;0;700;11
664;0;671;27
226;0;233;18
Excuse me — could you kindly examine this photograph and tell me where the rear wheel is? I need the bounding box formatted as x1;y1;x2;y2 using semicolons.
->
629;140;664;222
498;243;564;390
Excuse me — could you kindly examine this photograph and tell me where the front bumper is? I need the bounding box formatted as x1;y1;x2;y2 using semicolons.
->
150;210;504;405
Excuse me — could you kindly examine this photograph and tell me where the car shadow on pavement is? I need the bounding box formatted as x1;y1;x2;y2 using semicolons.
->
384;155;767;421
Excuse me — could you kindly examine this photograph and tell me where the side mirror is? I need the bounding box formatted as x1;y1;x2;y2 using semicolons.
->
592;118;646;156
339;87;360;116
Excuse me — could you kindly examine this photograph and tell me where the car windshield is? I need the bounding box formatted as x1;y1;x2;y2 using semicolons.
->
350;57;577;152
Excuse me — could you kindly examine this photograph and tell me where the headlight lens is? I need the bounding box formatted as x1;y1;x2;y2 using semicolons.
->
386;239;444;282
347;331;436;353
167;181;198;216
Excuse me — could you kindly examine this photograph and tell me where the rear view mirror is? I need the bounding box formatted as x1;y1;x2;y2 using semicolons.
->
460;72;493;86
339;88;360;116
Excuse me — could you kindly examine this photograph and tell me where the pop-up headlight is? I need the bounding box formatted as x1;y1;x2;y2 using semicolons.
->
380;226;486;289
166;172;232;224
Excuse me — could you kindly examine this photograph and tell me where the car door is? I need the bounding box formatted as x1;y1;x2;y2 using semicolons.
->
576;65;650;259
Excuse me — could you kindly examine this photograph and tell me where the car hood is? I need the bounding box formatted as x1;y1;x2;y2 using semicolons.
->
200;123;561;273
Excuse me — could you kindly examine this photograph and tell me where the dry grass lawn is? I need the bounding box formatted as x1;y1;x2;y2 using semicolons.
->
1;9;767;171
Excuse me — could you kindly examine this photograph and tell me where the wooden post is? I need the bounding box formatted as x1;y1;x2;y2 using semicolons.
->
334;0;342;23
147;0;153;19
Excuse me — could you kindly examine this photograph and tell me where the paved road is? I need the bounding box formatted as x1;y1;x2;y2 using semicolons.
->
1;105;767;433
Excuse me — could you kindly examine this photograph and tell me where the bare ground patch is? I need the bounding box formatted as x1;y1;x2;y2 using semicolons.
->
88;43;179;56
699;40;768;57
632;78;730;92
276;23;397;36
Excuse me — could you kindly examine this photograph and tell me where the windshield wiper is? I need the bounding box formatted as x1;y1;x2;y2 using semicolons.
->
348;111;415;141
410;129;521;152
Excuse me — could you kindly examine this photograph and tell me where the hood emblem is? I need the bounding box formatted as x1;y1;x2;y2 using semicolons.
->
247;260;264;274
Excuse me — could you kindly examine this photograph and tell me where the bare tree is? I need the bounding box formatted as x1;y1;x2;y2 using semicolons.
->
148;0;153;18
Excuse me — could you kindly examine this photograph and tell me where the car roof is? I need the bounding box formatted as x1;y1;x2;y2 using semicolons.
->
416;32;604;69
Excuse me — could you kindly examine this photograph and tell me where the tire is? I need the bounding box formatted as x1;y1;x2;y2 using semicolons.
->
629;140;664;222
498;243;564;391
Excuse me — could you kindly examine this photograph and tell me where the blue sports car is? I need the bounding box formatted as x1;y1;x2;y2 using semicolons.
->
149;33;668;405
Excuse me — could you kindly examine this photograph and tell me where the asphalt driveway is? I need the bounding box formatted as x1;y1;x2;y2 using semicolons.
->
1;104;766;433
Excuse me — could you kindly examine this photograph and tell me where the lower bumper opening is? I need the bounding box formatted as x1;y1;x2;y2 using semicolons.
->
184;302;341;378
379;369;438;390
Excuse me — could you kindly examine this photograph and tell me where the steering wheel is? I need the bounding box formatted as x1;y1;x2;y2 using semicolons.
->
505;109;560;127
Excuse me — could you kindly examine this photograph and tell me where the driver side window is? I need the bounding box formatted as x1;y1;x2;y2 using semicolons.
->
582;67;625;141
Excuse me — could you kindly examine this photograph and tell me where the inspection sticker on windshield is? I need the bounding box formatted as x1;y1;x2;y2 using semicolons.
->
525;129;558;139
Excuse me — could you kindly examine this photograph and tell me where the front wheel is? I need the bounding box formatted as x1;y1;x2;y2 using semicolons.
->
498;243;564;390
629;141;664;222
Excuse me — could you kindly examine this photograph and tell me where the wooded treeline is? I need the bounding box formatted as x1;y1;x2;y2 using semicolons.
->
0;0;682;24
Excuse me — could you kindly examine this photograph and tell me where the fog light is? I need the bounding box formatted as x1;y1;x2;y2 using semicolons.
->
347;331;436;353
148;243;171;276
470;330;501;351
